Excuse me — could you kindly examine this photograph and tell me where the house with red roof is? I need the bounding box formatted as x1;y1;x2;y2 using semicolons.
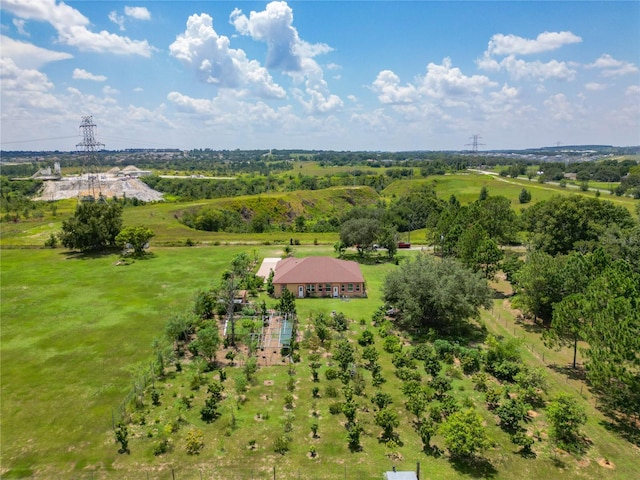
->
272;256;366;299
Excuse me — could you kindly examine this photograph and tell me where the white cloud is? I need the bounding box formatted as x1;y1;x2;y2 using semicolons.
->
109;11;125;31
478;30;581;82
102;85;120;96
626;85;640;96
586;54;638;77
420;57;498;98
2;0;153;56
13;19;29;36
73;68;107;82
585;82;607;91
230;1;331;72
0;57;63;112
544;93;573;121
486;31;582;56
170;13;285;99
124;6;151;21
371;70;419;104
0;35;73;69
478;53;576;81
229;1;341;113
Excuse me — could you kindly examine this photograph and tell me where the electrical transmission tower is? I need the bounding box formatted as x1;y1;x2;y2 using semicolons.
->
465;134;485;153
76;116;105;201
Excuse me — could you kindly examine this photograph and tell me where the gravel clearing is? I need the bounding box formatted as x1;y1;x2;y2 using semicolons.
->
35;174;164;202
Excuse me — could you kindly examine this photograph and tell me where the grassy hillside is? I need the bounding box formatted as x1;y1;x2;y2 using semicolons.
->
382;172;637;213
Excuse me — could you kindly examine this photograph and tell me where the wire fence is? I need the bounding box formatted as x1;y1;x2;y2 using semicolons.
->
7;464;402;480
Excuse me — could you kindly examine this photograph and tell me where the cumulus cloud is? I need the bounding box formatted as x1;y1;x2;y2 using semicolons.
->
2;0;153;56
486;31;582;56
372;58;496;107
229;1;341;113
169;13;285;99
125;6;151;21
372;70;419;104
478;53;576;81
586;54;638;77
73;68;107;82
0;57;63;112
0;35;73;69
478;31;580;82
230;1;331;72
420;58;498;98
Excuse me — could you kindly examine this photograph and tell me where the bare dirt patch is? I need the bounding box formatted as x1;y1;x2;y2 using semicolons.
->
597;458;615;469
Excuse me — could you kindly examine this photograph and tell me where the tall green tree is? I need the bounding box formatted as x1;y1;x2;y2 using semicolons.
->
512;250;566;325
521;195;634;255
383;254;492;333
59;201;123;251
278;287;297;315
115;225;154;256
191;325;221;364
339;217;380;256
580;261;640;418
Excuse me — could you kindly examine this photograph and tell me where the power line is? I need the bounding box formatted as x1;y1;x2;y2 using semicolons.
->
0;135;78;147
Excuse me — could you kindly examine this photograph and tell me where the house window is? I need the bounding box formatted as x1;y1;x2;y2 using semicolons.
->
325;283;331;290
348;284;353;292
307;284;315;292
356;284;360;291
318;284;323;292
341;284;345;292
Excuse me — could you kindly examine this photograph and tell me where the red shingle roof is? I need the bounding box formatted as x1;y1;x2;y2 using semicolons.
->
273;257;364;284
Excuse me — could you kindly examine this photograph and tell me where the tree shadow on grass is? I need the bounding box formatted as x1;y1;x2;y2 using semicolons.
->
448;455;498;479
547;363;587;382
599;417;640;447
61;249;118;260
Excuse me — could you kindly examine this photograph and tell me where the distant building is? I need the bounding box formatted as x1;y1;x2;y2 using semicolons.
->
272;256;366;299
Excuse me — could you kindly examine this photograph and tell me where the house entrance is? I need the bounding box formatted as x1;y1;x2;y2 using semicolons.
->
333;286;339;297
298;285;304;298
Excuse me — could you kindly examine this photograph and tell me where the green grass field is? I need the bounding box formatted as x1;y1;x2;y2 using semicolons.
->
2;245;640;479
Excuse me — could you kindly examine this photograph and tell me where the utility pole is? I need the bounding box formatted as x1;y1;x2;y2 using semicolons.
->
76;116;105;201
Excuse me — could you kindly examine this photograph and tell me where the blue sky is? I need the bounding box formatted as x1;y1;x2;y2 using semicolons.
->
1;1;639;151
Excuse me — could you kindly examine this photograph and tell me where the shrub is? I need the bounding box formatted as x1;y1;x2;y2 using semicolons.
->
371;392;393;410
329;402;344;415
273;435;291;455
395;367;422;382
512;431;534;453
357;330;374;346
153;438;170;456
383;335;402;354
325;385;339;398
496;398;529;433
325;367;339;381
185;428;204;455
392;350;416;369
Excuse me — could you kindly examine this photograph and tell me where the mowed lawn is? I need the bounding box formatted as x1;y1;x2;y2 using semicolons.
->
0;246;282;475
